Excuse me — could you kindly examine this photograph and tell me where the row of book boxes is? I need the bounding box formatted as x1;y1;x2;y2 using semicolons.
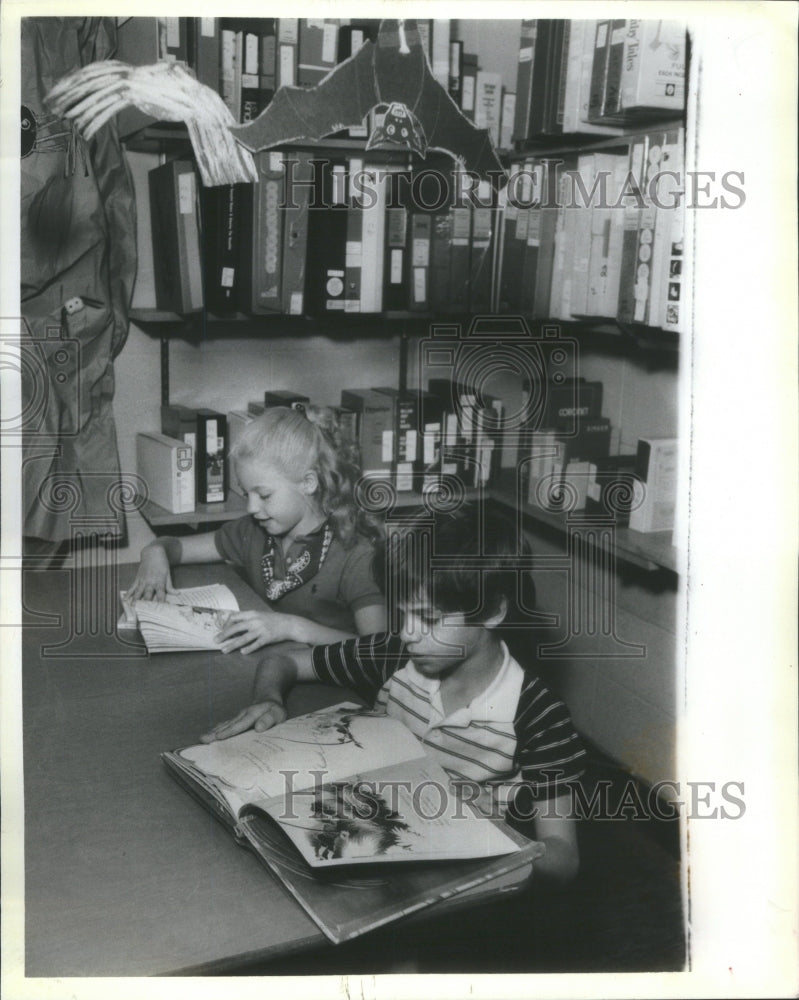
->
150;139;685;333
120;18;501;138
341;382;505;494
512;19;685;142
124;17;685;144
340;378;628;502
524;436;677;534
149;155;502;320
136;408;228;513
513;377;676;534
137;401;676;533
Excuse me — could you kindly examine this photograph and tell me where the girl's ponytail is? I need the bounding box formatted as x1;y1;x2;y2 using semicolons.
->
303;405;383;547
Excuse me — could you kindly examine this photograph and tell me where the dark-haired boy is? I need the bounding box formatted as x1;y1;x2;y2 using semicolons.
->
203;508;585;881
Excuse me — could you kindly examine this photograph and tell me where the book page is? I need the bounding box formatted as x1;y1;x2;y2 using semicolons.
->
258;756;522;868
134;601;234;652
239;806;542;944
175;705;428;815
118;583;239;628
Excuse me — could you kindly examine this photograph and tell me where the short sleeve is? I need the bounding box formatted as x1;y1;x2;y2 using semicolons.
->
337;538;384;613
214;516;251;564
511;675;587;803
311;632;408;704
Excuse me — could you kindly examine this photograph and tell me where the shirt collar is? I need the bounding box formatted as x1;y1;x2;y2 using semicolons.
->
289;518;328;543
407;642;525;726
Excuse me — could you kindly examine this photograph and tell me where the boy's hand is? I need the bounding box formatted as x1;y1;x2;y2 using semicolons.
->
127;545;176;602
200;699;287;743
216;610;292;654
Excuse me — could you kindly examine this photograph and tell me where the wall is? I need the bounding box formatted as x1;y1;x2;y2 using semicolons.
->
110;23;681;786
454;19;520;85
529;525;678;787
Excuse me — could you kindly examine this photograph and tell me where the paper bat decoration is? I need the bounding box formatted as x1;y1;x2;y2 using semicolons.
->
231;19;504;180
46;19;506;188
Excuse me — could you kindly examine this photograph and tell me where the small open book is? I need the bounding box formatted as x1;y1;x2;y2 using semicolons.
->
162;704;543;942
119;584;239;653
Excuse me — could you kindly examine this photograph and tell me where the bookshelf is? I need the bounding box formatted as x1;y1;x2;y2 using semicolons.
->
130;308;678;410
508;117;685;157
490;473;677;574
138;474;676;574
139;491;247;528
122;16;684;576
125;129;425;160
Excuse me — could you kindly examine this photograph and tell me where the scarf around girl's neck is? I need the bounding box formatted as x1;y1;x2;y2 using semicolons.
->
260;521;334;601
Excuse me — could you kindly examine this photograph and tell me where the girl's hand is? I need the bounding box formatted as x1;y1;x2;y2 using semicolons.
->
200;699;288;743
127;545;176;602
215;610;294;654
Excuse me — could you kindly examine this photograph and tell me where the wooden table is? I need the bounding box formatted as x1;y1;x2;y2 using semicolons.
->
22;560;539;976
22;562;345;976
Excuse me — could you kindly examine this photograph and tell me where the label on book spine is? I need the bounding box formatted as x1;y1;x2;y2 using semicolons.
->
166;18;180;49
390;249;403;284
413;268;426;303
462;75;475;112
178;172;194;213
322;22;337;63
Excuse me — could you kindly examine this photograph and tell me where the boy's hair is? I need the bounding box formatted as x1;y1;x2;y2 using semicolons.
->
232;405;380;547
375;504;536;626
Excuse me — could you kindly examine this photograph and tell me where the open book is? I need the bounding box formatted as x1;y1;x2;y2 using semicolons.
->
119;584;239;653
162;704;543;943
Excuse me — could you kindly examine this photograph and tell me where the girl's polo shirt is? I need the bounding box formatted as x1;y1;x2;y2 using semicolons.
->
214;516;383;633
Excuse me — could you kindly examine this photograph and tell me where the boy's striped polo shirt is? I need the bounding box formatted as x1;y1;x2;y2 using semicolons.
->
311;632;586;809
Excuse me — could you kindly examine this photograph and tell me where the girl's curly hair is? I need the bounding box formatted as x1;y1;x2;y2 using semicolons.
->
231;405;382;547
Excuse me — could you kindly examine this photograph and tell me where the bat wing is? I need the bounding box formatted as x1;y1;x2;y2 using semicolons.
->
231;43;379;152
413;75;506;184
46;60;257;186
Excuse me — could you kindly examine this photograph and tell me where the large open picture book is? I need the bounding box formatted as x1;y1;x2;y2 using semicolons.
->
119;583;238;652
162;704;543;942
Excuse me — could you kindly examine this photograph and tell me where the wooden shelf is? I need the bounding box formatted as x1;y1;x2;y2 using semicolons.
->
138;482;676;573
508;118;686;160
129;308;679;354
138;492;247;528
137;484;466;529
123;118;687;166
124;127;444;162
489;478;677;574
613;526;678;575
130;308;438;335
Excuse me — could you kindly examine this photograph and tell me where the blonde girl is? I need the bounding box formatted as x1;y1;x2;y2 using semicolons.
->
128;406;386;652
